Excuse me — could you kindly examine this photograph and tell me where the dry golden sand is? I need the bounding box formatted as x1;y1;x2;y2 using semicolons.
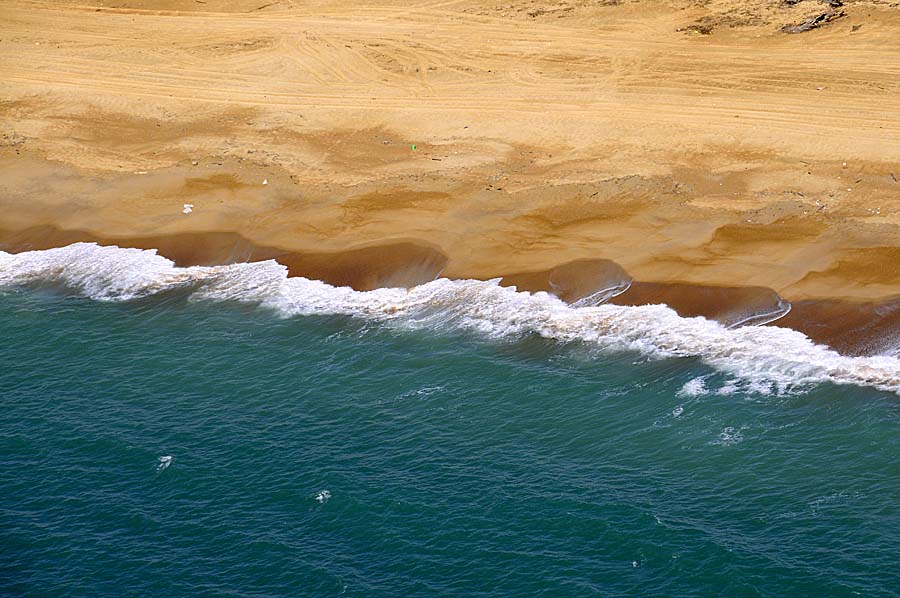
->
1;0;899;350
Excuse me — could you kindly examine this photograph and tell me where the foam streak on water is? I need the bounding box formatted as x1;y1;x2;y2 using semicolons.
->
1;243;898;395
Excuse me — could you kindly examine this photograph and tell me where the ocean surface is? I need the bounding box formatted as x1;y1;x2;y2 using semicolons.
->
2;244;900;597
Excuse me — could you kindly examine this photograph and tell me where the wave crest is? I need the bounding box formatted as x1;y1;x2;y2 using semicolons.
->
2;243;898;395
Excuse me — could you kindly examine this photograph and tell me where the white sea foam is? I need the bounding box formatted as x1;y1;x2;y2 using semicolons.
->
1;243;899;395
711;426;745;447
725;298;792;328
716;380;741;396
571;280;632;308
678;376;708;397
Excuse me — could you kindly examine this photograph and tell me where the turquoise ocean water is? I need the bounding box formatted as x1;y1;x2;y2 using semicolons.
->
2;244;899;596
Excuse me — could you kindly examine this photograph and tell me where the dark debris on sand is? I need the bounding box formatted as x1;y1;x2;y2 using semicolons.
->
677;23;714;35
781;6;846;33
782;0;843;7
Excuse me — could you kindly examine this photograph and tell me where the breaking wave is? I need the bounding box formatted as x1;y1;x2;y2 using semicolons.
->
1;243;898;395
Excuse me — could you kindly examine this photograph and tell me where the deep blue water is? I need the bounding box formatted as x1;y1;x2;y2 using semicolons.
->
2;289;899;597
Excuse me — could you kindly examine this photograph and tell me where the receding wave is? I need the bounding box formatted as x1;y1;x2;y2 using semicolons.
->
1;243;898;395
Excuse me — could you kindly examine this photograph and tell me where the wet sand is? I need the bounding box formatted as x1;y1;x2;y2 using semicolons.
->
0;225;448;291
1;0;899;353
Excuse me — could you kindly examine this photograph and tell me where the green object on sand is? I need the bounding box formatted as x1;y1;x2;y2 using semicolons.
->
411;144;417;151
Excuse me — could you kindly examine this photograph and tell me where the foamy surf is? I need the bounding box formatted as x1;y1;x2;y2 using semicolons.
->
1;243;898;395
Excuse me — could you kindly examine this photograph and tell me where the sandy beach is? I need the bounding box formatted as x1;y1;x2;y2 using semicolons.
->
1;0;899;351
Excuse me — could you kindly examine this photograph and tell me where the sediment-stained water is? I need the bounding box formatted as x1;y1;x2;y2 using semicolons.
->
2;245;899;596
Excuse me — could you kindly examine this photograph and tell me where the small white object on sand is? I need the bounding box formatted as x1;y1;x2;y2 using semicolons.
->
182;203;194;214
262;178;268;185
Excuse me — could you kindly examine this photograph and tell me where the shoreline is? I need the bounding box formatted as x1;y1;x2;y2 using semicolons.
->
2;224;897;357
